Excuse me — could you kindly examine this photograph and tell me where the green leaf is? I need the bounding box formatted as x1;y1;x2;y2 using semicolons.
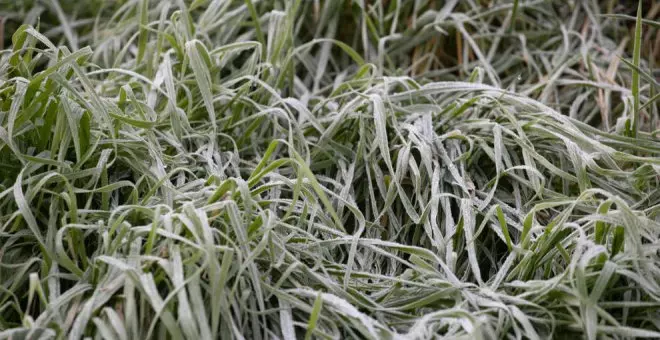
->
78;110;91;158
629;1;642;138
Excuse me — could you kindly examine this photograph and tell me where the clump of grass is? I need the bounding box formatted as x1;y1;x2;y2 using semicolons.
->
0;1;659;339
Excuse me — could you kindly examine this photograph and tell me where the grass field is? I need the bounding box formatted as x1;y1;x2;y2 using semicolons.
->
0;0;659;339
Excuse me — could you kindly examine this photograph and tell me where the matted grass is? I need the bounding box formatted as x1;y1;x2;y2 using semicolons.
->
0;1;659;339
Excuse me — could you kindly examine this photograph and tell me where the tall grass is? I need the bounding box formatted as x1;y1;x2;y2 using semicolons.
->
0;1;659;339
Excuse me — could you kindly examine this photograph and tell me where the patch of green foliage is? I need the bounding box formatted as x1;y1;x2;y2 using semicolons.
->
0;0;659;339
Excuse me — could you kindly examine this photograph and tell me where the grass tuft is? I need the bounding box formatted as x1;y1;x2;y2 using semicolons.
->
0;1;659;339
